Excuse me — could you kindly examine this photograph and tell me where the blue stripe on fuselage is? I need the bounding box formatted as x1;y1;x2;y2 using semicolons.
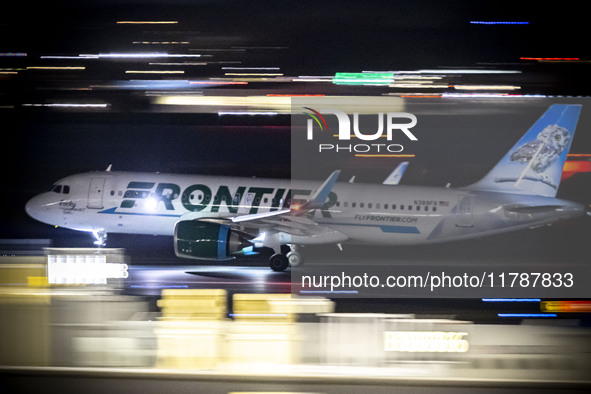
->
317;221;420;234
98;207;182;218
96;208;419;234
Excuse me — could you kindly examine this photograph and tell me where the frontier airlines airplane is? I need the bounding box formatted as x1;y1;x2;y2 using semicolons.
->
26;105;587;271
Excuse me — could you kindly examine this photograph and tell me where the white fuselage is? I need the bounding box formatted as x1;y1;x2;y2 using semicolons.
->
25;171;585;246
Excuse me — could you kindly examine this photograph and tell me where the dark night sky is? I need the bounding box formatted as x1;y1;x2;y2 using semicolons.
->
3;0;589;68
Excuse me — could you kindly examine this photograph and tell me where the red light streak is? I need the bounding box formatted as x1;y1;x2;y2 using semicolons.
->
562;160;591;180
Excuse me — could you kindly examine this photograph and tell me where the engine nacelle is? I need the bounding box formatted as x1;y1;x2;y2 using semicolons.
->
174;220;253;260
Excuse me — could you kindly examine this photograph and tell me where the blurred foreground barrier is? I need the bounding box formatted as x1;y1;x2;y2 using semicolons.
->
156;289;228;369
51;293;152;367
154;291;334;369
0;288;51;366
228;294;298;366
0;258;46;287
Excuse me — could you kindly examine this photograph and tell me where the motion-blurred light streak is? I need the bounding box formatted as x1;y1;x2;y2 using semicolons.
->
470;21;530;25
125;70;185;74
22;103;109;108
454;85;521;90
26;66;86;70
116;21;178;24
95;53;202;59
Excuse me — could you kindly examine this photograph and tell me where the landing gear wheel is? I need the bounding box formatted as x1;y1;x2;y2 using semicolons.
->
269;253;289;272
287;251;303;267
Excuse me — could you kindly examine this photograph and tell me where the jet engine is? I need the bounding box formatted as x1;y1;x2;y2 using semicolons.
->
174;220;253;260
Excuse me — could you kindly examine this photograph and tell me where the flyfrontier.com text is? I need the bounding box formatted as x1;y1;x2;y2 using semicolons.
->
300;271;575;293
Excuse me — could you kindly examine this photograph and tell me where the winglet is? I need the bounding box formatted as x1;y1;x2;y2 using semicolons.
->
302;170;341;210
105;164;112;172
231;170;341;223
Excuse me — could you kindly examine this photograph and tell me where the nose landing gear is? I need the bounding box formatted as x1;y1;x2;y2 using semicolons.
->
92;229;107;247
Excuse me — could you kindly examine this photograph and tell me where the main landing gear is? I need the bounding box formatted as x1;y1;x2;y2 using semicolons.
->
268;245;303;272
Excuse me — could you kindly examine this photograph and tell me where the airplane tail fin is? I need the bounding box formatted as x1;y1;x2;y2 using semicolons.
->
467;104;581;197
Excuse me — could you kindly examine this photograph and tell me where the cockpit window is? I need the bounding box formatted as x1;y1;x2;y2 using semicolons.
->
51;184;70;194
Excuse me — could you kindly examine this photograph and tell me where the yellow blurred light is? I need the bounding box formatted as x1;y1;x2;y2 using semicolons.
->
541;301;591;313
155;95;405;114
155;95;292;111
27;276;49;288
26;66;85;70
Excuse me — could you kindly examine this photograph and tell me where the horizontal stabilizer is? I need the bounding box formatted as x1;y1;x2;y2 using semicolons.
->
504;204;564;214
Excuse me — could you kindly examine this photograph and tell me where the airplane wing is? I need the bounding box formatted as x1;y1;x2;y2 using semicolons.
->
228;170;348;244
231;170;340;225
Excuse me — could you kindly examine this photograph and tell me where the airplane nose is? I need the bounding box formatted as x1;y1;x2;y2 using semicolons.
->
25;196;38;219
25;194;47;222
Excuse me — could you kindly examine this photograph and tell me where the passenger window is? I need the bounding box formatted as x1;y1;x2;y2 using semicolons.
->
344;202;348;207
368;203;373;208
360;202;364;208
124;190;149;199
